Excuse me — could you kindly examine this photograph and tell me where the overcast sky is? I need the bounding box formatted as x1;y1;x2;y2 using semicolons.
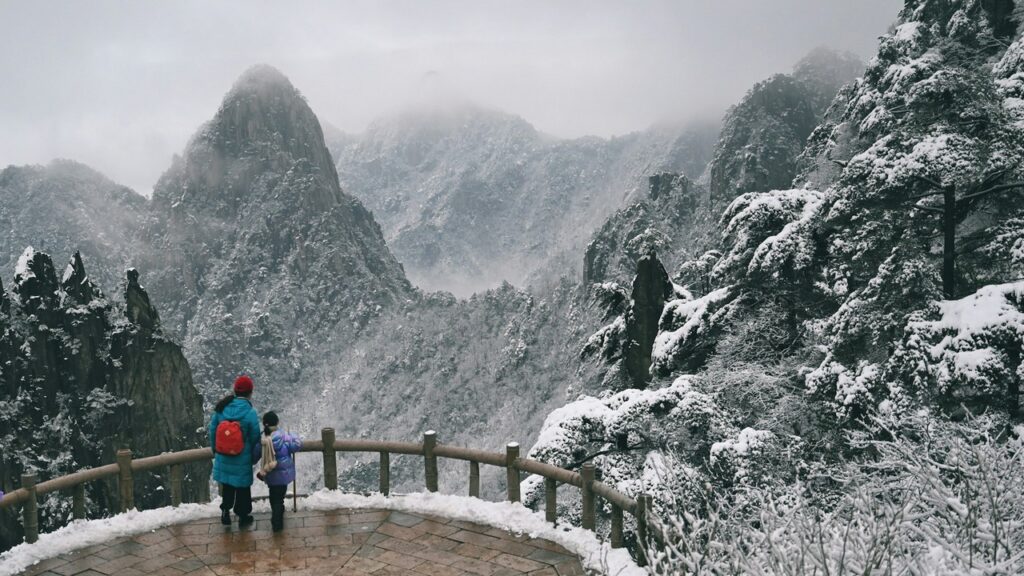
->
0;1;900;194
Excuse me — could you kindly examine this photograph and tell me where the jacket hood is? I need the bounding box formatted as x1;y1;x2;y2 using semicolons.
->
220;397;254;420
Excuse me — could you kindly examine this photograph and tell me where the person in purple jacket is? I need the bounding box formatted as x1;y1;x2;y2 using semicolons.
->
256;411;302;532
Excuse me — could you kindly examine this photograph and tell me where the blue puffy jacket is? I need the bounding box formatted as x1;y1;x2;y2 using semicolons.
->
262;431;302;486
208;397;261;487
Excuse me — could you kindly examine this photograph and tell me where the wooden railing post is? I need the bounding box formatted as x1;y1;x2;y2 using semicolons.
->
469;461;480;498
580;463;596;530
21;473;38;544
322;428;338;490
379;451;390;496
611;503;624;548
545;478;557;524
506;443;521;502
636;493;652;567
117;449;134;512
72;483;86;520
170;464;183;507
423;430;438;492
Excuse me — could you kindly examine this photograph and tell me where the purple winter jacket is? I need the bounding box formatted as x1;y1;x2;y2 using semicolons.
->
262;431;302;486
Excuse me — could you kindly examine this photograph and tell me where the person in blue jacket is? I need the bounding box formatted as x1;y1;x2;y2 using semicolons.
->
256;411;303;532
208;374;261;527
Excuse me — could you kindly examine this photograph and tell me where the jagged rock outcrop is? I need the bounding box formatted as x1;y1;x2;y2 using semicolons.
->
622;253;674;388
0;250;207;551
581;251;681;391
125;267;160;332
140;64;412;400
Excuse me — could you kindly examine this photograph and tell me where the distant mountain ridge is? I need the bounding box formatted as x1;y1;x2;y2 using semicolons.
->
0;160;148;292
705;48;864;209
330;104;719;294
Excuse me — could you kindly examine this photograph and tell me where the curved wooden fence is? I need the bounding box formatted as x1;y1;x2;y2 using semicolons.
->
0;429;664;567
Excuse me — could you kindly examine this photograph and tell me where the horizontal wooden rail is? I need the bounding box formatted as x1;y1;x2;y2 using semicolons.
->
592;479;637;514
433;444;506;467
0;428;662;565
516;458;583;487
37;464;120;498
132;448;213;473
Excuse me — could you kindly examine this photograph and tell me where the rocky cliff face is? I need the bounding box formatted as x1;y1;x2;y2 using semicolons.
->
141;65;412;401
331;105;718;294
0;249;207;551
706;48;864;209
583;173;708;287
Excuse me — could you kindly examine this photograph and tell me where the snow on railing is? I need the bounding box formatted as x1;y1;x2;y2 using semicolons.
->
0;428;664;566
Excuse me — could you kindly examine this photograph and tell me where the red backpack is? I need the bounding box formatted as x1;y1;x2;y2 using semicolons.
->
215;420;245;456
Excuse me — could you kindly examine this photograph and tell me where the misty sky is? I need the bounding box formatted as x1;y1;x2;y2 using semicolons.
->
0;1;900;194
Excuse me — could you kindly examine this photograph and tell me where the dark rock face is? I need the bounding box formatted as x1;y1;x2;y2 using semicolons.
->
622;253;673;388
707;49;863;208
141;65;412;401
0;250;207;551
707;75;818;208
125;267;160;332
791;47;868;118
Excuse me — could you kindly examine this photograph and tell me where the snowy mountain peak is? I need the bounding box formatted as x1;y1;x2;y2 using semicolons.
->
154;64;342;217
227;63;295;95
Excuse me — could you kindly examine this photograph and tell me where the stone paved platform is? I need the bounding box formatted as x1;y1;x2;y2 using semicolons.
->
16;508;588;576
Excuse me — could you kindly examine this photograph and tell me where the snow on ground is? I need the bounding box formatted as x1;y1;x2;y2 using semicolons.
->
0;491;645;576
305;491;645;576
0;502;223;576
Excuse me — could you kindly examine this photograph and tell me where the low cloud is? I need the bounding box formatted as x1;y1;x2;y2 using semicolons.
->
0;0;899;193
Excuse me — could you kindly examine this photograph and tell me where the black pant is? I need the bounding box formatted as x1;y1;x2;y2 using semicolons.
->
269;485;288;529
220;484;252;518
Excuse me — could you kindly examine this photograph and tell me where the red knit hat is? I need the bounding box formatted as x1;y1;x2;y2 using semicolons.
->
234;375;254;394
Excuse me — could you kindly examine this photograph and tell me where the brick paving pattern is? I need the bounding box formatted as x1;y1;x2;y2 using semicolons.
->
16;508;589;576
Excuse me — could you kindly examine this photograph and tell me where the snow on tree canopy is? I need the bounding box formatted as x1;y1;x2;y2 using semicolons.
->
523;376;733;511
650;286;733;376
889;280;1024;412
714;188;824;283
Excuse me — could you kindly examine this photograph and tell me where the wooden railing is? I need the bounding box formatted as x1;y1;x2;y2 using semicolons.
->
0;429;664;567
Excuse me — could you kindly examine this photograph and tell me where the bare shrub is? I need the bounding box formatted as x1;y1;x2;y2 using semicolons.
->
647;412;1024;575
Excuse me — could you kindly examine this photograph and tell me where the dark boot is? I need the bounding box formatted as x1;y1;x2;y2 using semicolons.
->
221;510;231;525
238;514;255;528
